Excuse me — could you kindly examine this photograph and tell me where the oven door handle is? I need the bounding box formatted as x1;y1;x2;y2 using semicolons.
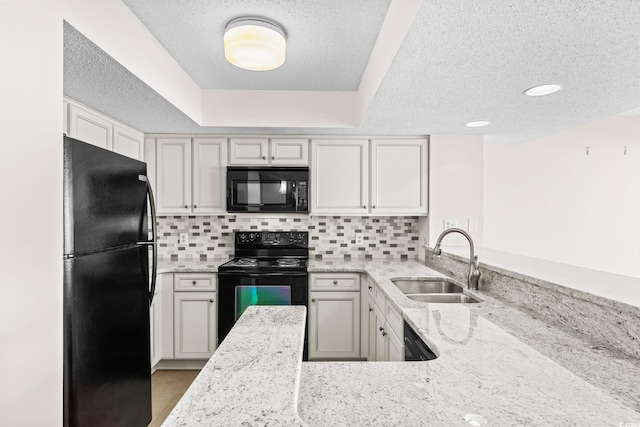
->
218;272;308;278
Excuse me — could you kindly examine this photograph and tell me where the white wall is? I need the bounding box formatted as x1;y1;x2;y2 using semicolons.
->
0;2;64;425
483;115;640;278
420;135;484;258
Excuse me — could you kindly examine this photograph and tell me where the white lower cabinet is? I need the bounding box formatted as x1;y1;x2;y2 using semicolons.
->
366;278;405;362
308;273;361;360
173;292;217;359
149;287;161;370
155;273;218;364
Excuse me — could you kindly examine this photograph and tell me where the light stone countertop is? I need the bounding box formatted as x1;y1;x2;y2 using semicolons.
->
161;305;307;426
159;258;640;426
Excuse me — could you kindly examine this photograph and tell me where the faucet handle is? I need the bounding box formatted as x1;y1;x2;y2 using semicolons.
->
472;255;479;269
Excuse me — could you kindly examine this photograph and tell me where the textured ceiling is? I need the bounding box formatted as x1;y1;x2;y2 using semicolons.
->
121;0;391;91
63;0;640;140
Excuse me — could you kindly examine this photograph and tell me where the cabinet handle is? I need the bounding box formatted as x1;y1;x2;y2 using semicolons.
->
368;285;372;290
209;299;214;303
271;156;275;160
379;326;384;332
184;205;188;209
372;205;376;209
194;204;198;208
382;331;387;337
333;280;338;285
363;205;367;209
369;308;373;312
192;281;197;285
262;156;267;160
311;298;316;303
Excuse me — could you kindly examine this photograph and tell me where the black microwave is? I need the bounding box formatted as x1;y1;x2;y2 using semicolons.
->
226;166;309;213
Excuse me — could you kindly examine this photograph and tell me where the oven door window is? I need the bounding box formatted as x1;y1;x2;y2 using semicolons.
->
235;285;292;320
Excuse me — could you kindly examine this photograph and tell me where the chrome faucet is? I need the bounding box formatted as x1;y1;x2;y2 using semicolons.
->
432;228;480;290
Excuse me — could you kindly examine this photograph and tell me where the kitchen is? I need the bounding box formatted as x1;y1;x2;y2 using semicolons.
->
2;1;640;426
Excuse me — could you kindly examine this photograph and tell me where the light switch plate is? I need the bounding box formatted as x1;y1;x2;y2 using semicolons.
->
355;234;364;246
443;219;458;230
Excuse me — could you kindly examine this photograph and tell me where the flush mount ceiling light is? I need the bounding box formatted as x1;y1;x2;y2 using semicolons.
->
524;84;562;97
224;18;286;71
466;121;490;128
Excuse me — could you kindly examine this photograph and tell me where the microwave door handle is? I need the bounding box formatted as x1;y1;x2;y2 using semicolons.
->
293;182;299;210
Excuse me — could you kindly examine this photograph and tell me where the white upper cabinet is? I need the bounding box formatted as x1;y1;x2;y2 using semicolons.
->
157;138;192;214
65;98;144;161
311;138;428;215
270;138;309;165
113;124;144;161
68;103;113;150
155;137;227;215
229;138;269;165
371;139;428;214
192;138;227;213
311;139;369;215
229;138;309;166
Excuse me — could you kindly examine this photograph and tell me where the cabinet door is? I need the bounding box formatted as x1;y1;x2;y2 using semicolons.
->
373;304;387;361
387;327;404;362
229;138;269;165
367;295;376;361
371;139;428;214
68;103;113;150
311;140;369;214
149;289;161;369
193;138;227;213
174;292;217;359
308;291;361;360
113;124;144;160
157;138;192;214
270;138;309;165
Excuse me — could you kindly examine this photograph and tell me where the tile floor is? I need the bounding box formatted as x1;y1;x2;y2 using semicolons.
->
149;370;200;427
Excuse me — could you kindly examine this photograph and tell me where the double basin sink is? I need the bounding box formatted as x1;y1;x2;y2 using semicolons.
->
392;279;480;304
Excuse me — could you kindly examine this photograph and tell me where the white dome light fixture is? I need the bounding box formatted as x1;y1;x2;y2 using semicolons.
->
466;121;490;128
224;18;286;71
524;84;562;97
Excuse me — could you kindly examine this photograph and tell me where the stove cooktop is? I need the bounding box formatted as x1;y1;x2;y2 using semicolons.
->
218;257;308;273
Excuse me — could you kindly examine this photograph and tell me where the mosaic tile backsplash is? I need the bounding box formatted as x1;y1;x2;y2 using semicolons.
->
157;215;419;261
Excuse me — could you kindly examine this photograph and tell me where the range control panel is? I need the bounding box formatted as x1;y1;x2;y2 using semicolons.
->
235;231;308;248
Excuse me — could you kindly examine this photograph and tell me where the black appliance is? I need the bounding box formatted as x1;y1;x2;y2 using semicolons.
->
63;136;157;426
226;166;309;213
404;321;437;361
218;231;309;358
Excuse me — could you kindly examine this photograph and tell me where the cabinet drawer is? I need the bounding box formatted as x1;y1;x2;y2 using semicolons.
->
386;303;403;339
310;273;360;291
174;273;217;291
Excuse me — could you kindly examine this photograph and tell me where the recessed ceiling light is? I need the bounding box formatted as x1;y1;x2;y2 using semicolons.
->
466;121;490;128
524;84;562;97
224;18;286;71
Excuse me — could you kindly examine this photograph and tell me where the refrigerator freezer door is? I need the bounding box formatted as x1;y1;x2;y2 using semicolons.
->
64;136;147;256
63;246;151;427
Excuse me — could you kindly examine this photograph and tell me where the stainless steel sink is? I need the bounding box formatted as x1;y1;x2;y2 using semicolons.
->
392;279;463;294
406;294;480;304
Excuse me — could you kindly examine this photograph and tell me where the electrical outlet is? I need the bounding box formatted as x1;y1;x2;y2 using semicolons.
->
468;218;479;233
355;234;364;246
443;219;458;230
179;232;189;246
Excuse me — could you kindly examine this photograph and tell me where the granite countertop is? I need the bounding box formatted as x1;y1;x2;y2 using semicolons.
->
161;258;640;425
162;306;307;426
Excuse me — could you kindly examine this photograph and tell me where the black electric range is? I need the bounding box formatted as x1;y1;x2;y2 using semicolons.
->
217;231;309;358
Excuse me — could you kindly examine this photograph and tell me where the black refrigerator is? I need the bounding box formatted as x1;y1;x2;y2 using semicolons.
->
63;136;157;427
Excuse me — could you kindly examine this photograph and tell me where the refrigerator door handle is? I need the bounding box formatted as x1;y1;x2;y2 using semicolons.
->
137;177;157;305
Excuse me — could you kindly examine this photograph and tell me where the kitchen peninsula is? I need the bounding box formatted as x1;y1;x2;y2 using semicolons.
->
160;259;640;426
